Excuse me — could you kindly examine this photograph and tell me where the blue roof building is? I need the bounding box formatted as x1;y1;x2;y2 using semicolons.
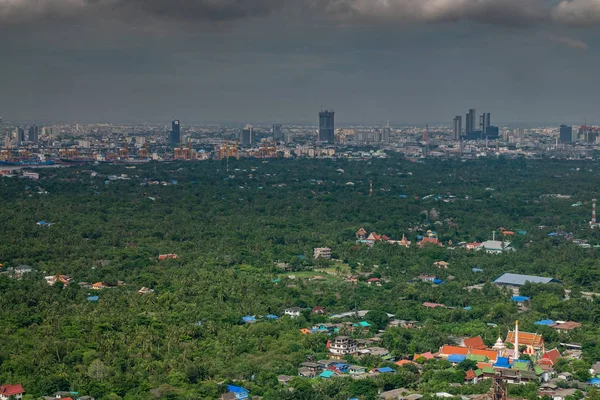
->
589;378;600;386
376;367;395;373
448;354;467;363
534;319;555;326
433;278;444;284
512;295;531;302
320;370;335;379
242;316;256;324
494;357;511;368
226;385;249;399
266;314;278;320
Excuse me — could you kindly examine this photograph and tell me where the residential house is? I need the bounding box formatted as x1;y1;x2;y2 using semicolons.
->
299;362;321;375
91;282;108;290
284;307;302;318
434;261;449;269
423;302;446;308
313;247;331;259
553;321;582;333
379;388;411;400
222;385;249;400
418;274;436;283
11;265;32;278
329;336;358;359
414;352;434;361
465;242;482;250
348;365;366;375
0;384;24;400
373;367;395;374
359;347;389;358
356;228;367;240
277;375;292;385
138;287;154;295
158;254;178;260
312;306;326;314
367;277;382;286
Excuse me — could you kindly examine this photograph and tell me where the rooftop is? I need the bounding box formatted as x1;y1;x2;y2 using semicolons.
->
494;273;556;286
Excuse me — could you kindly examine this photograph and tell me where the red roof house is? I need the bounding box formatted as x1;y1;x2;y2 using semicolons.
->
463;336;487;350
0;384;24;398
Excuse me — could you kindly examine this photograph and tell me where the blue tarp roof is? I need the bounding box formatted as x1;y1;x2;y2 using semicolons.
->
494;357;511;368
464;306;472;311
433;278;444;284
242;316;256;323
448;354;467;363
227;385;248;393
377;367;395;373
87;296;99;301
535;319;555;326
320;370;335;378
512;295;531;302
266;314;278;319
472;268;484;272
590;378;600;385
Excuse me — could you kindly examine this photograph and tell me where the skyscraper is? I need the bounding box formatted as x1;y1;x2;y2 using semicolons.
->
559;125;573;143
468;109;476;134
382;121;391;142
240;124;254;145
170;120;181;146
465;113;471;134
17;127;25;143
272;124;283;141
28;125;39;143
319;110;335;143
453;116;462;140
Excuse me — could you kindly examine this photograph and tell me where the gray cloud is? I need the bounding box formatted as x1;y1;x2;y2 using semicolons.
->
0;0;554;27
553;0;600;26
553;35;589;49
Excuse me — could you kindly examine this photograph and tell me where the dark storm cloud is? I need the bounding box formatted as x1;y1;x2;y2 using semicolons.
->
2;0;599;27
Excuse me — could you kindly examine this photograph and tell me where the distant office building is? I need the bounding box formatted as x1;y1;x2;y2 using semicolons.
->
480;113;490;133
382;122;391;142
486;126;499;138
453;116;462;140
17;127;25;143
319;110;335;143
272;124;283;141
28;125;39;143
170;120;181;146
240;124;254;146
467;109;476;134
559;125;573;143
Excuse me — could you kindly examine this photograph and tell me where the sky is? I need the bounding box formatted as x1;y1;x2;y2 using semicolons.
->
1;0;600;125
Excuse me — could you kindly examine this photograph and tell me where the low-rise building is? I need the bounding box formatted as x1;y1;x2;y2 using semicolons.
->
313;247;332;259
329;336;358;359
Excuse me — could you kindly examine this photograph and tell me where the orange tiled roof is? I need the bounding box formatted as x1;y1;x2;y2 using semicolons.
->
465;369;477;380
464;336;487;350
396;360;415;366
414;352;434;360
471;349;499;361
477;362;493;369
300;328;311;335
440;345;469;356
506;331;544;348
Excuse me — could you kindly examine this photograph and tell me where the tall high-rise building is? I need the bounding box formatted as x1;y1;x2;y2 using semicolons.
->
453;116;462;140
465;113;471;134
382;121;391;142
559;125;573;143
170;120;181;146
319;110;335;143
467;109;476;133
28;125;39;143
240;124;254;145
17;128;25;143
479;113;491;133
272;124;283;141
